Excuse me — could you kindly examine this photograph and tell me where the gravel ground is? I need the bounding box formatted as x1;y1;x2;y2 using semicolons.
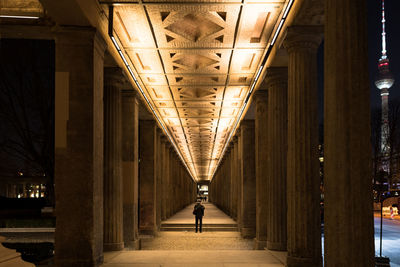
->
140;231;254;250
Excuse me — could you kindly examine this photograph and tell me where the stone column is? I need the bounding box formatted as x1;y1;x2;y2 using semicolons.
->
103;67;124;251
155;129;162;231
225;149;232;214
236;132;242;229
233;136;239;220
229;142;235;217
139;120;157;235
164;142;171;218
170;153;176;214
324;1;374;266
239;120;256;238
54;28;106;267
160;137;167;221
121;90;140;249
284;26;322;267
266;67;288;251
230;138;237;220
167;147;173;217
254;90;268;250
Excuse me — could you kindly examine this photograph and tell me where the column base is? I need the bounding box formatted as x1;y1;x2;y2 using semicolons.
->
254;239;267;250
124;239;141;250
240;227;255;239
286;255;321;267
267;240;286;251
139;228;156;236
104;242;124;252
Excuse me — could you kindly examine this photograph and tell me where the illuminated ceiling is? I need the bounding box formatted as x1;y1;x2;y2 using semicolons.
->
102;0;289;181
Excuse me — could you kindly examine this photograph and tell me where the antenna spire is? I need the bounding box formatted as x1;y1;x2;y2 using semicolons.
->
381;0;387;59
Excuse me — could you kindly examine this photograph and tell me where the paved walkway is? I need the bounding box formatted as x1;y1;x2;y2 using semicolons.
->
103;202;286;266
374;216;400;267
103;250;286;267
142;202;248;250
162;202;236;225
141;232;253;250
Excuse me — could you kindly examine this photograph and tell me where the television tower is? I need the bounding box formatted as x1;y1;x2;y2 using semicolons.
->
375;0;395;155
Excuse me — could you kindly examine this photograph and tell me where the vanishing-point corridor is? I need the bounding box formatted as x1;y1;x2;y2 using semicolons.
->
0;0;381;266
102;203;286;266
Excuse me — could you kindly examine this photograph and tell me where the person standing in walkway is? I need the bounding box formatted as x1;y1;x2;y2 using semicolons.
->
193;201;205;233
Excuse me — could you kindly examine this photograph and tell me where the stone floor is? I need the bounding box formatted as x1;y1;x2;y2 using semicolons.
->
102;202;286;267
161;203;236;224
102;250;286;267
141;232;253;250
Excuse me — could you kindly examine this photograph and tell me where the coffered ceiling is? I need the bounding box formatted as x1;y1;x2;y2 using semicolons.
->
102;0;288;181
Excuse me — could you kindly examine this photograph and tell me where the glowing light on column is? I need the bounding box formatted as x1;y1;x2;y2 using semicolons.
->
209;0;295;180
107;5;197;181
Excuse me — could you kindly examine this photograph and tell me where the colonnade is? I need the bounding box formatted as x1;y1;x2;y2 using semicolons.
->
104;77;196;247
210;0;374;266
1;0;375;266
1;24;197;266
42;28;196;265
138;121;196;235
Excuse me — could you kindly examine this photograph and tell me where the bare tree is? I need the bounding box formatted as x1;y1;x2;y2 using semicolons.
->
371;98;400;189
372;107;382;186
0;39;54;205
387;99;400;188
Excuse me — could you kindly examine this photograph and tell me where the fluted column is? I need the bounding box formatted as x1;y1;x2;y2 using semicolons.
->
239;120;256;238
254;90;268;250
231;137;238;220
225;149;232;213
167;147;173;218
55;28;106;267
236;132;242;230
266;67;288;251
163;143;171;219
161;137;168;220
103;67;123;251
324;1;374;266
284;26;322;267
230;141;236;218
121;90;140;249
139;120;157;235
155;129;162;231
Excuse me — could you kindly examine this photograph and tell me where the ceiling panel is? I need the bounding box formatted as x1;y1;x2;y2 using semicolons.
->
108;0;287;180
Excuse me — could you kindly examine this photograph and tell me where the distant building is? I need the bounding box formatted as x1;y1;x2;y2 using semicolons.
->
0;172;47;198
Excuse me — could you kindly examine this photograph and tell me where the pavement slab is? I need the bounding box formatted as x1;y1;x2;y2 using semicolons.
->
102;250;285;267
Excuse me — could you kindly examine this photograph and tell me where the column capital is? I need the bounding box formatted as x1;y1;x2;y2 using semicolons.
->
229;141;234;149
226;145;232;153
122;89;140;102
105;67;125;88
253;90;268;102
283;25;323;53
235;131;241;138
160;136;168;144
55;26;107;55
232;136;238;144
264;67;288;89
240;119;255;128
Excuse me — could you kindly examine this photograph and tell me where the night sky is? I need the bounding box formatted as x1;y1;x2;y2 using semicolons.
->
317;0;400;124
368;0;400;109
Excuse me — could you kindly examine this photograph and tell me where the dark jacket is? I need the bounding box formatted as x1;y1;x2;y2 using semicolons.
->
193;203;205;217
